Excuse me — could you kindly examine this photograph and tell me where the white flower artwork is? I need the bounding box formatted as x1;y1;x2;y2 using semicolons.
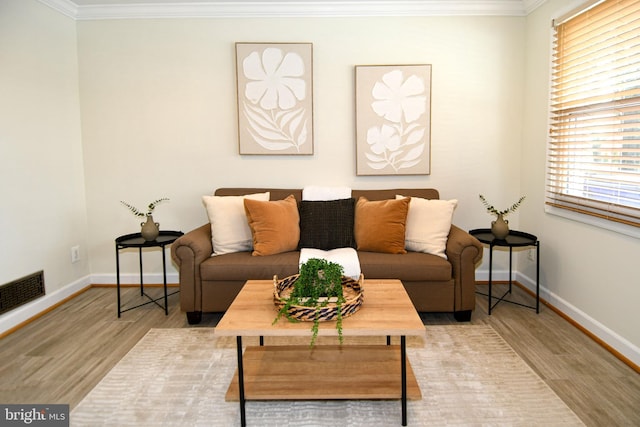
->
236;43;313;155
356;65;431;175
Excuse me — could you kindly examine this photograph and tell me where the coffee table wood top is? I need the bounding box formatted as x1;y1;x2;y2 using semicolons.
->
215;278;426;338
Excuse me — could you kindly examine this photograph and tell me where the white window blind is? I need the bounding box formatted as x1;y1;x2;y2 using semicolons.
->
547;0;640;228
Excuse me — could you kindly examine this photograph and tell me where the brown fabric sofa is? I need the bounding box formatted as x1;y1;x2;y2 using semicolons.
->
171;188;483;324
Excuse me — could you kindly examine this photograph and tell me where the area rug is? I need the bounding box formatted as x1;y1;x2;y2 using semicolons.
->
71;326;584;426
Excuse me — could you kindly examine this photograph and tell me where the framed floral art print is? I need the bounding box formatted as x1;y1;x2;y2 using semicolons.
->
355;64;431;175
236;42;314;155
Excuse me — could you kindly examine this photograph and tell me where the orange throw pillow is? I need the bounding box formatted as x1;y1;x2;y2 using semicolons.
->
354;197;410;254
244;195;300;256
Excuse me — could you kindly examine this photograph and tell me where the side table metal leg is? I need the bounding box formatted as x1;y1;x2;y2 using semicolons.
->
401;335;407;426
116;244;121;318
236;336;246;427
488;244;494;315
162;246;168;315
508;246;513;293
139;247;144;296
536;241;540;314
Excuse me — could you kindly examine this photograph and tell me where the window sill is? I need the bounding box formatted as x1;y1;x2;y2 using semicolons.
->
545;205;640;239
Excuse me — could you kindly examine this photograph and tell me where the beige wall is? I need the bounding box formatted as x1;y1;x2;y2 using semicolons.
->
2;0;638;365
0;0;89;315
77;16;526;277
521;0;640;364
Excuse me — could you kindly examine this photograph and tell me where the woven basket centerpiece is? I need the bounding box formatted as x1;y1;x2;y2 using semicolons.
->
273;273;364;323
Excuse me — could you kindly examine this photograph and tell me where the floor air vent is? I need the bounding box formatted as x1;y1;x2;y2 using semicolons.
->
0;271;45;315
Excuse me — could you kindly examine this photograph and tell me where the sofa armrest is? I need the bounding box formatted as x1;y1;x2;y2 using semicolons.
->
446;225;483;264
445;225;483;313
170;223;212;313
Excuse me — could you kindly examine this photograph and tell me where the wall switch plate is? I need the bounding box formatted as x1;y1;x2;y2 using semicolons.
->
71;246;80;263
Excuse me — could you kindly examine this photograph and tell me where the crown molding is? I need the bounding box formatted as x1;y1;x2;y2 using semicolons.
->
523;0;547;14
39;0;547;20
38;0;78;18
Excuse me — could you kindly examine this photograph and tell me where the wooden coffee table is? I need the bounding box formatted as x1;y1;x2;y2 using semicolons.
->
215;278;426;426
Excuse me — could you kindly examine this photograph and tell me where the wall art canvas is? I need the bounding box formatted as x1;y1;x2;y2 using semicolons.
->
236;42;313;155
355;65;431;175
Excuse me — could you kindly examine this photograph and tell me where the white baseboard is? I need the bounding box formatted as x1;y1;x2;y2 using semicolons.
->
475;268;640;368
90;272;179;285
3;270;639;369
0;274;91;336
0;272;178;335
515;271;640;368
473;268;512;283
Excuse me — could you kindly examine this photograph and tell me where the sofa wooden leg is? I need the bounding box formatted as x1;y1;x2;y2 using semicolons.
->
186;311;202;325
454;310;472;322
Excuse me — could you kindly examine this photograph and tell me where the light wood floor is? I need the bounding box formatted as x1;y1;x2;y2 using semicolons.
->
0;284;638;426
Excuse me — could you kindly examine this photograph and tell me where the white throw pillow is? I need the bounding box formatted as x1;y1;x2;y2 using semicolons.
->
202;192;270;255
396;195;457;259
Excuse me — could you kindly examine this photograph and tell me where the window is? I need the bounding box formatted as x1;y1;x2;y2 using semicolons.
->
547;0;640;229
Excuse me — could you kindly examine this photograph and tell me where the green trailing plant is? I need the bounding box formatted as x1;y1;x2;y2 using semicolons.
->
479;195;525;218
294;258;344;300
120;198;169;217
274;258;346;347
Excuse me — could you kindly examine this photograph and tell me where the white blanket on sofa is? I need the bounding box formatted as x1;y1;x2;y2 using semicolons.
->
299;247;361;279
302;186;352;201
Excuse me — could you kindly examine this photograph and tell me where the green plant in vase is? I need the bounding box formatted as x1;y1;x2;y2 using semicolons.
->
120;198;169;218
273;258;346;347
479;194;525;239
478;195;525;217
120;198;169;241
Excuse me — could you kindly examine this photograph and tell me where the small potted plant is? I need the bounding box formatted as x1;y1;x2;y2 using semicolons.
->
479;195;525;239
120;198;169;241
273;258;363;347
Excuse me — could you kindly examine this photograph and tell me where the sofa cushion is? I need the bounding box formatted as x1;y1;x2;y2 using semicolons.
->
200;250;452;283
202;192;270;255
354;197;410;254
244;195;300;256
358;251;452;282
200;250;300;281
397;195;457;259
298;198;356;250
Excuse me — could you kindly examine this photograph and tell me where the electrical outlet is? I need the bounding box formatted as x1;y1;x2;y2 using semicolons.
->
71;246;80;263
527;248;535;262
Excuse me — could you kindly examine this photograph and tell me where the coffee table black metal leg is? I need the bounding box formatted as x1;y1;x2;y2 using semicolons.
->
236;336;246;427
401;335;407;426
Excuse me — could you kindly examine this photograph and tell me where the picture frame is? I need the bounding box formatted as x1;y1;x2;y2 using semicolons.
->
236;42;314;155
355;64;432;175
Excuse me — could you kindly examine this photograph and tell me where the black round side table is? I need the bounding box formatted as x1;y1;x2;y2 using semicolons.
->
469;229;540;315
115;230;183;317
